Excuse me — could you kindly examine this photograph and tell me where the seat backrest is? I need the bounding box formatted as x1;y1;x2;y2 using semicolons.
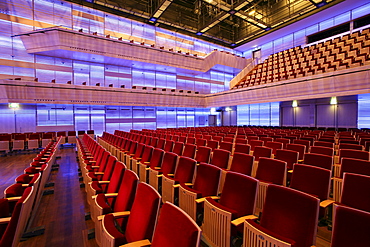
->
219;142;233;152
196;138;207;147
250;140;264;151
331;205;370;247
113;169;139;212
219;172;258;218
339;143;363;151
290;164;331;201
207;140;219;151
105;162;126;194
195;146;212;163
293;139;310;151
229;153;254;175
164;140;174;152
128;141;138;155
210;149;230;169
157;139;166;149
160;152;178;176
172;142;184;156
186;137;196;145
313;140;334;148
151;202;201;247
275;149;298;170
339;149;370;161
149;148;164;169
0;187;33;247
183;144;196;159
310;146;334;156
100;156;117;181
134;143;146;159
234;143;250;154
173;156;197;183
97;151;111;172
192;163;221;198
125;183;161;243
286;143;306;160
303;153;333;171
255;158;286;185
253;146;272;161
265;141;283;155
235;138;247;144
340;157;370;178
141;145;154;163
150;137;158;148
260;185;319;247
341;173;370;213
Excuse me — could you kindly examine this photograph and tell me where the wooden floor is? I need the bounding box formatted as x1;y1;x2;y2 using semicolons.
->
0;147;97;247
0;146;331;247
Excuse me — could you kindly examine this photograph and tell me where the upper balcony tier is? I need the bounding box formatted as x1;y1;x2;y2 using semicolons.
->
17;27;251;75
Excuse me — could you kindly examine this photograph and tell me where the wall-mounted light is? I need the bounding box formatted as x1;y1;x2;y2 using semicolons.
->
225;107;232;112
330;96;337;105
210;107;216;114
292;100;298;108
8;103;20;110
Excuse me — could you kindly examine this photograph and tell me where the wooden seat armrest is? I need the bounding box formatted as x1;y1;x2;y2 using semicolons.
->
136;158;142;161
144;162;150;164
154;167;161;170
97;211;130;221
91;165;99;168
320;199;335;208
0;217;11;224
174;183;192;188
22;184;29;187
231;215;258;227
88;160;97;163
287;169;293;174
98;181;110;184
298;159;304;163
156;174;163;177
94;172;104;175
120;239;151;247
112;211;130;218
166;174;174;177
6;196;22;202
196;196;220;204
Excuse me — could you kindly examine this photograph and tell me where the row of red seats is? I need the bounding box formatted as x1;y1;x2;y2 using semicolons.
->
233;27;370;89
100;129;370;246
0;138;61;246
77;134;202;247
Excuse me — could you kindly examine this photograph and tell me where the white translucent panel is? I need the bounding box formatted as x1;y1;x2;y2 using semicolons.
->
90;64;104;85
273;38;283;53
91;114;105;136
0;104;16;133
237;104;250;126
306;24;319;36
53;1;73;28
37;105;57;126
145;108;156;118
119;123;133;132
132;70;145;87
8;0;33;19
334;12;350;26
358;94;370;128
249;104;260;126
132;123;145;130
36;55;55;65
14;67;34;77
177;109;186;127
55;58;73;67
74;106;90;131
118;77;132;89
282;34;293;51
293;29;306;47
0;19;12;35
133;107;145;118
105;76;119;88
0;65;14;75
105;107;120;119
118;18;133;37
270;102;280;126
74;72;89;85
55;71;72;84
352;3;370;19
106;123;119;134
144;122;156;130
319;18;334;31
56;105;74;126
259;103;271;126
35;69;55;83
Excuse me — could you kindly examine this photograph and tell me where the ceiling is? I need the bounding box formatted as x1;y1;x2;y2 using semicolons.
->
68;0;342;48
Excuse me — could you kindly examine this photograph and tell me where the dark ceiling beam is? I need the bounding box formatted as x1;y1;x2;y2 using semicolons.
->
150;0;174;22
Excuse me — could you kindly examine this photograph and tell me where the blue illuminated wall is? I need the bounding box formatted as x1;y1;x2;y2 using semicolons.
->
0;0;239;94
237;102;280;126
